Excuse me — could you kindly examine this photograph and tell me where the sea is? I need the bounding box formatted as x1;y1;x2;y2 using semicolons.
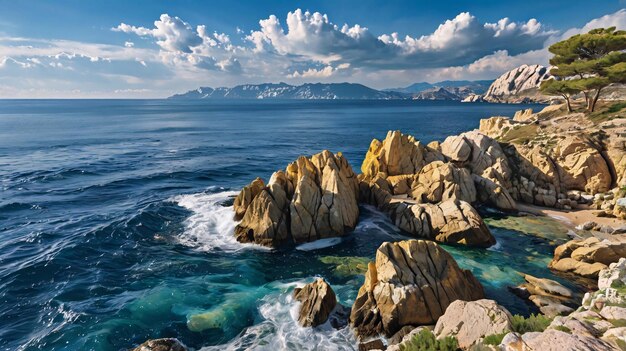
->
0;99;578;350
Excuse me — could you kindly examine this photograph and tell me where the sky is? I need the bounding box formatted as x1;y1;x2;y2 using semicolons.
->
0;0;625;98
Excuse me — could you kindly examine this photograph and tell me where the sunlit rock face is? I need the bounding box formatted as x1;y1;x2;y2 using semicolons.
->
349;240;484;338
234;150;359;247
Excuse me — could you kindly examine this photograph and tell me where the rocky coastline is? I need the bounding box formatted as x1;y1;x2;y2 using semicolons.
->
132;100;626;350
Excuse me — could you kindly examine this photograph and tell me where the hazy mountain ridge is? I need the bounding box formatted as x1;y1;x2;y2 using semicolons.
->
169;82;408;100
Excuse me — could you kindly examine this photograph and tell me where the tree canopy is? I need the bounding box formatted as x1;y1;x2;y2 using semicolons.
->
540;27;626;112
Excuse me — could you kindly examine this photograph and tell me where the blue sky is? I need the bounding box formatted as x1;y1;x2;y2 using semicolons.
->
0;0;625;98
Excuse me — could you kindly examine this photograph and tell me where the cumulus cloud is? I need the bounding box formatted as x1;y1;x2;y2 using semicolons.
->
247;9;553;69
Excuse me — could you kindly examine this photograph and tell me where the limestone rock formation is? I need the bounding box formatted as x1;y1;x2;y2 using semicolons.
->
131;338;187;351
233;177;265;221
234;150;359;247
549;236;626;279
482;64;552;103
349;240;484;338
293;278;337;327
433;299;513;349
361;131;427;178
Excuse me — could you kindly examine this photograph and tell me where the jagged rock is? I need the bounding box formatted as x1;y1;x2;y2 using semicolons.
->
483;64;552;103
234;172;291;247
410;161;476;204
361;131;427;178
441;135;472;163
350;240;484;338
462;93;485;103
479;116;517;139
549;236;626;279
233;177;265;221
433;299;513;349
234;150;359;247
554;136;612;194
131;338;187;351
473;174;517;211
293;278;337;327
499;330;618;350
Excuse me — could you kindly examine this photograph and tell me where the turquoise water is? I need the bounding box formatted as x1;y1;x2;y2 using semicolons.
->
0;99;577;350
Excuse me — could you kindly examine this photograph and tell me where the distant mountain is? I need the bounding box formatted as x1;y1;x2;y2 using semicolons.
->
411;87;462;100
466;64;553;103
169;82;408;100
385;80;493;96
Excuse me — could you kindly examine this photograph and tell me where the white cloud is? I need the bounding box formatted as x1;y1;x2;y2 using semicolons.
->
124;41;134;48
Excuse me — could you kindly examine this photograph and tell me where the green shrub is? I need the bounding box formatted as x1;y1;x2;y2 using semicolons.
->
399;329;459;351
511;314;552;334
482;332;507;345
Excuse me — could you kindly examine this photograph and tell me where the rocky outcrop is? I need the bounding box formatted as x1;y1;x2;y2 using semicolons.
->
462;94;485;102
293;278;337;327
499;329;617;351
511;274;575;317
554;136;612;194
482;64;552;103
131;339;187;351
549;236;626;279
234;150;359;247
411;161;476;204
349;240;484;338
361;131;428;178
433;299;513;349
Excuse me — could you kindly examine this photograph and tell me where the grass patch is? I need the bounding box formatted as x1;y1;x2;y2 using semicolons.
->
482;333;507;345
588;101;626;123
399;329;459;351
511;314;552;334
609;319;626;328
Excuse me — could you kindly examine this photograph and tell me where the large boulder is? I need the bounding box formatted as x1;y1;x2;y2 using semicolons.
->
513;274;575;317
549;236;626;279
554;136;612;194
386;199;495;247
131;339;187;351
233;177;265;221
293;278;337;327
350;240;484;338
482;64;552;103
234;150;359;247
433;299;513;350
411;161;476;204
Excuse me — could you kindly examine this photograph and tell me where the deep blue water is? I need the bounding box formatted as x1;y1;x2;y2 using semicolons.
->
0;99;578;351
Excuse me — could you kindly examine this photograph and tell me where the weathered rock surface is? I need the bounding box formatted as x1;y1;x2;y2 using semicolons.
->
361;131;428;178
482;64;552;103
293;278;337;327
554;136;612;194
411;161;476;204
131;338;187;351
433;299;513;349
349;240;484;338
234;150;359;247
549;236;626;279
499;329;617;351
512;274;575;317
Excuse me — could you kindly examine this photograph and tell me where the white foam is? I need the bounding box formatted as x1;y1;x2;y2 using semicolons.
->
199;280;357;351
172;190;267;253
295;237;342;251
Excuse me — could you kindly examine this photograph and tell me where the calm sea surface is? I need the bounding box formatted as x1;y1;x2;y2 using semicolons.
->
0;99;576;350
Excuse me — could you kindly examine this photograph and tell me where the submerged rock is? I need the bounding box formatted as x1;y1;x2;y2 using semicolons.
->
349;240;484;338
513;274;575;317
234;150;359;247
433;299;513;349
130;338;187;351
293;278;337;328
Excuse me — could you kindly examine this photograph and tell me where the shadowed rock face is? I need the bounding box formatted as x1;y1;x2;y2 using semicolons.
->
350;240;484;338
549;236;626;279
293;278;337;327
234;150;359;247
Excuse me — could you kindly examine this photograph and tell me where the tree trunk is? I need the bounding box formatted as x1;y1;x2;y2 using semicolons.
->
589;87;603;112
582;90;589;108
562;94;572;112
